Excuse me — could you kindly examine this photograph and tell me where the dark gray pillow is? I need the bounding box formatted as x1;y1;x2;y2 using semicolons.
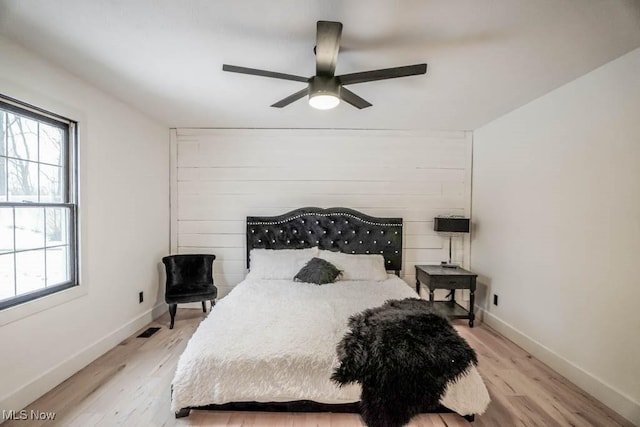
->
294;257;342;285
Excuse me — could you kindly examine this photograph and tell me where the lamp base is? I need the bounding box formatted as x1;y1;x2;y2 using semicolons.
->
440;262;460;269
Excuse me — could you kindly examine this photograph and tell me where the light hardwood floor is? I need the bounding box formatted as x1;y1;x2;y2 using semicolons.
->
4;309;632;427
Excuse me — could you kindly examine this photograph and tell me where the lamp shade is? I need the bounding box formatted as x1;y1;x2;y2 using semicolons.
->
434;217;470;233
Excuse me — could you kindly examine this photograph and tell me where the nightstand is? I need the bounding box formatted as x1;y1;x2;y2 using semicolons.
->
415;265;477;327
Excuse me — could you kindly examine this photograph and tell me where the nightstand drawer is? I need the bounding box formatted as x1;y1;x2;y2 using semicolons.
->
429;275;472;289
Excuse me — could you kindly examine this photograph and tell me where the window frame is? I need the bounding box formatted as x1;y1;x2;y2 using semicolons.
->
0;95;79;310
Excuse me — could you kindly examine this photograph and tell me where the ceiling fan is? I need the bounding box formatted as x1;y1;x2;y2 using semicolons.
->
222;21;427;110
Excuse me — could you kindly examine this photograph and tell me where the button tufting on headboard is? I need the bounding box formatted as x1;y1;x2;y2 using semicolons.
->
246;207;403;272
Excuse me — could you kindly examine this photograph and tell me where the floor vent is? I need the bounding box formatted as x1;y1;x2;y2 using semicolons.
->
137;327;161;338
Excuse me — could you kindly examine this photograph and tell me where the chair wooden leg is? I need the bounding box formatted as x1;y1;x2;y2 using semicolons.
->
211;300;215;309
169;304;177;329
201;301;207;313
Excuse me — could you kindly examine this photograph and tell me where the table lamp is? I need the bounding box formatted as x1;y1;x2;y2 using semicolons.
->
434;217;470;268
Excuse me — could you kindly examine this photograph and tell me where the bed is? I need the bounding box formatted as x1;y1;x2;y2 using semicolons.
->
170;207;490;422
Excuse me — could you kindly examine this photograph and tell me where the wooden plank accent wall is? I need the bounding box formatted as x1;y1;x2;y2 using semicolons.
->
171;128;472;297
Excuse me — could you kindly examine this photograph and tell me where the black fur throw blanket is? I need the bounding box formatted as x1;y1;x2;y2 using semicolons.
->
331;298;477;427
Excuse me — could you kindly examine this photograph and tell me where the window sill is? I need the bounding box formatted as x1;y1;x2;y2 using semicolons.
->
0;284;87;326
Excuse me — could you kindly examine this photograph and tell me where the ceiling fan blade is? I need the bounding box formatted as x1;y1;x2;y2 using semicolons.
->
340;88;372;109
315;21;342;77
271;87;310;108
222;64;308;83
338;63;427;85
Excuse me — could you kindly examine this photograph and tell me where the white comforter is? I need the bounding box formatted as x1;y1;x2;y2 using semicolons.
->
171;275;490;415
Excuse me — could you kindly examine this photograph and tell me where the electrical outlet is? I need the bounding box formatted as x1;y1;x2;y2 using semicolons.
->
139;291;144;303
493;294;499;306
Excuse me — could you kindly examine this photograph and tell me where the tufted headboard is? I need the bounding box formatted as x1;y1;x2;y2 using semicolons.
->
246;207;403;273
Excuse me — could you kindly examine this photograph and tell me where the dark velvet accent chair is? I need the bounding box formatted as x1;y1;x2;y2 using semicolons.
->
162;254;217;329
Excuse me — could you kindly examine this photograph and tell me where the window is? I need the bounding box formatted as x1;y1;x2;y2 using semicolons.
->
0;96;78;310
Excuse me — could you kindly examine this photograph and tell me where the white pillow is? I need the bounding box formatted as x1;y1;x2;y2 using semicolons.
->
318;250;388;281
247;247;319;280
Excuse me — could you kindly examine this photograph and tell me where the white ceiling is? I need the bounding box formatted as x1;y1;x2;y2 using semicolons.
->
1;0;639;130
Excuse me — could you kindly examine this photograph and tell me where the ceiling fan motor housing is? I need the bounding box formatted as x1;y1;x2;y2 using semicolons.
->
309;76;341;97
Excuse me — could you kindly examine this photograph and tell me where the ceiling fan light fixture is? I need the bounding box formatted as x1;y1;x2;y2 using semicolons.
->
308;76;340;110
309;93;340;110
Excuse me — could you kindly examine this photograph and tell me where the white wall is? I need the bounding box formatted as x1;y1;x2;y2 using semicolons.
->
0;35;169;413
472;48;640;424
172;128;472;297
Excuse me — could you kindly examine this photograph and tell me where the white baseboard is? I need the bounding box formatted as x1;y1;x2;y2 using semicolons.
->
152;302;168;319
0;303;166;422
478;307;640;426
